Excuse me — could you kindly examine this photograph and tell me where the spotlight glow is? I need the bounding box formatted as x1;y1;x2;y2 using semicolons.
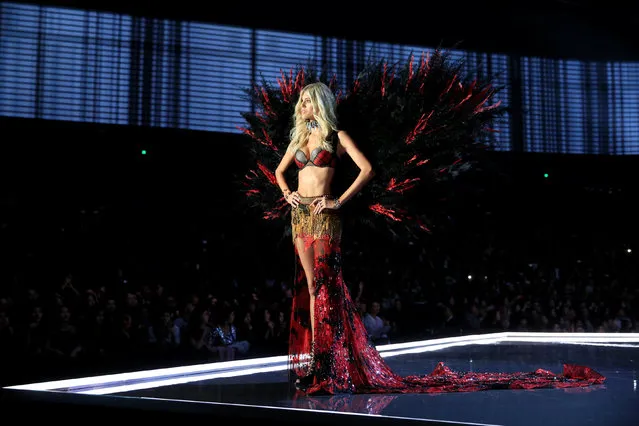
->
4;332;638;395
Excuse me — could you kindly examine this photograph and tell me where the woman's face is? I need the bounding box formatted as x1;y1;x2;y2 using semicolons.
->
300;93;316;120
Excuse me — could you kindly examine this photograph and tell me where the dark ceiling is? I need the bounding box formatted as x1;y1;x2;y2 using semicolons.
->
12;0;639;61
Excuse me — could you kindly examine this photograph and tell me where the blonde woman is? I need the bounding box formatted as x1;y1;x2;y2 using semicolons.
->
275;82;375;393
275;82;605;395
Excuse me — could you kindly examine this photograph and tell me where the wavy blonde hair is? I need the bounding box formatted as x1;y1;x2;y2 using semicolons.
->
287;82;339;153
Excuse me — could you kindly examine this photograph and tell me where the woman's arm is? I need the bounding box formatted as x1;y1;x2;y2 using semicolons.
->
275;149;301;207
335;130;375;207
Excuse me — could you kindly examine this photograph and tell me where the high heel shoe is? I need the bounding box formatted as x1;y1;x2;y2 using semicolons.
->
295;342;316;392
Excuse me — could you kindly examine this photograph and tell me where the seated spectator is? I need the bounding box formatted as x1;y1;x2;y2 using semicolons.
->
363;301;391;345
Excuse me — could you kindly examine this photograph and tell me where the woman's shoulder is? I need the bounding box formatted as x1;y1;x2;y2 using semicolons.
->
330;129;348;141
334;129;353;139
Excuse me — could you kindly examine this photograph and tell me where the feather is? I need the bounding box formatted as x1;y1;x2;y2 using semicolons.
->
235;47;506;244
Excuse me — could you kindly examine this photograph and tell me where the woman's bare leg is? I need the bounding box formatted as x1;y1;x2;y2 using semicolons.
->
295;237;316;343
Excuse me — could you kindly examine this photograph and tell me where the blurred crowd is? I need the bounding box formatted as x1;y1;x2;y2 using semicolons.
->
0;213;635;387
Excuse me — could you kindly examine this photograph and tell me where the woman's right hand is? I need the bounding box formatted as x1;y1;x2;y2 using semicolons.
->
286;191;301;208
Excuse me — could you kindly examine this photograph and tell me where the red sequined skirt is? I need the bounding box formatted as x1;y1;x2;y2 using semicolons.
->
287;200;605;395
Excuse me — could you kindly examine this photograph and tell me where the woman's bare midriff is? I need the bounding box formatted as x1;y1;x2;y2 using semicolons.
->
297;167;335;200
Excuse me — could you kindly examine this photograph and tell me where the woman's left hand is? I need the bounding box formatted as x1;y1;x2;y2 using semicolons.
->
310;196;337;215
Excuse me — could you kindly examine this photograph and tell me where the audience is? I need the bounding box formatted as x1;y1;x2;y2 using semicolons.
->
0;187;636;387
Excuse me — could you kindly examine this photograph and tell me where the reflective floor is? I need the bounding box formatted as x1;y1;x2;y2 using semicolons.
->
114;342;638;426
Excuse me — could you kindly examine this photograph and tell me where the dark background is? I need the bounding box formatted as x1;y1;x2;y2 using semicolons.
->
3;0;638;315
1;0;638;386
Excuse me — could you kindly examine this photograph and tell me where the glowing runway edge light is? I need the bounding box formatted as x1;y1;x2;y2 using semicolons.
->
3;332;502;392
4;332;638;394
78;365;288;395
75;339;506;395
4;354;287;391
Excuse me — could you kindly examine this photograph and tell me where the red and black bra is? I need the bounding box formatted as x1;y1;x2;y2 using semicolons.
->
294;132;339;170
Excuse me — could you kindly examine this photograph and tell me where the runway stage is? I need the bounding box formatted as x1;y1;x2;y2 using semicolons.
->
2;332;638;426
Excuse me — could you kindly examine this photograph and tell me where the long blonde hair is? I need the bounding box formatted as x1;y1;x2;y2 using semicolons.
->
287;82;339;153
